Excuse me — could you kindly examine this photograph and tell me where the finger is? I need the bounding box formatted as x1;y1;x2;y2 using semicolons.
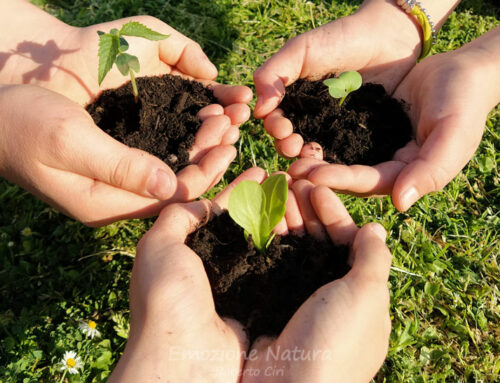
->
300;142;324;160
221;126;240;145
288;158;327;179
276;134;304;158
291;180;326;240
172;145;237;202
350;223;392;284
264;109;294;140
45;116;178;200
36;164;165;227
284;189;304;236
197;104;224;121
190;115;231;163
212;167;267;215
211;84;253;106
310;186;358;245
224;104;251;126
159;31;217;80
253;38;306;118
307;161;407;196
145;199;212;246
392;118;481;211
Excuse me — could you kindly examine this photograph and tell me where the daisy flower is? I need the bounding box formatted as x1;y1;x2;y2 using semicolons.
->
79;319;101;339
21;227;32;236
59;350;83;375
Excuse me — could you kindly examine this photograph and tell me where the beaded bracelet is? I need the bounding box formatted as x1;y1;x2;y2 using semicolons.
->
396;0;437;60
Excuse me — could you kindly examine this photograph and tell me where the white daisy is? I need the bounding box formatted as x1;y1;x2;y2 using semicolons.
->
59;350;83;375
21;227;32;236
79;319;101;339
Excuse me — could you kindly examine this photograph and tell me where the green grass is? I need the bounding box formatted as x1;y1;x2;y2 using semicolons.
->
1;0;499;382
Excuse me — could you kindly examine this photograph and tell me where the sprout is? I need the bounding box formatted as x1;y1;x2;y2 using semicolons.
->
323;71;362;106
228;174;288;252
97;21;169;101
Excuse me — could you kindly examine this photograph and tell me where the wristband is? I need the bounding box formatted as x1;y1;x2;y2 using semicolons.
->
396;0;437;60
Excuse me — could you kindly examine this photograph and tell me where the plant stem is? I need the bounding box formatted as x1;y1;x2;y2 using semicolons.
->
59;369;67;383
129;68;138;102
339;96;346;107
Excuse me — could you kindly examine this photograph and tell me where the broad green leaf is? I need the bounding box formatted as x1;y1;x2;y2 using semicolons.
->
98;33;120;85
261;174;288;234
115;53;140;76
120;21;169;41
228;181;266;250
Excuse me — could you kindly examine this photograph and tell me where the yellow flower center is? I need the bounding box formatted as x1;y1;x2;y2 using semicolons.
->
66;358;76;368
88;320;97;329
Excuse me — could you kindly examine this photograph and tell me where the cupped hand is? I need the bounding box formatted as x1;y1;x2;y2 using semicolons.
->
291;32;500;210
108;168;270;383
242;181;392;383
0;84;246;226
253;0;425;158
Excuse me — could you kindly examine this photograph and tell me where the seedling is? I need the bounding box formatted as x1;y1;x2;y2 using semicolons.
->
228;174;288;252
97;21;169;101
323;71;362;106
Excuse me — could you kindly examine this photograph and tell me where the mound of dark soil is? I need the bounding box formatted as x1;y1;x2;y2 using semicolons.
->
186;212;350;341
279;79;412;165
86;75;217;172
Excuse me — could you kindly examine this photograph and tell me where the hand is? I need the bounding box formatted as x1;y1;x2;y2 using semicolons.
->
253;0;458;159
291;28;500;211
242;181;392;383
0;84;245;226
108;168;268;383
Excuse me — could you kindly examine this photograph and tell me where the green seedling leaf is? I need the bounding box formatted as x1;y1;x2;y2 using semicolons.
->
323;71;362;106
261;174;288;232
98;33;120;85
115;53;140;76
120;21;170;41
118;37;129;52
228;174;288;252
228;181;266;250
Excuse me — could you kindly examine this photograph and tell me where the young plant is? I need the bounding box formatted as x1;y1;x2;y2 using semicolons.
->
228;174;288;252
97;21;169;101
323;71;362;106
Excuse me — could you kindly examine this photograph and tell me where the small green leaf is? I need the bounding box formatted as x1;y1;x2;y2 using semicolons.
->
98;33;120;85
261;174;288;234
228;181;266;251
120;21;169;41
339;71;362;93
323;71;362;104
118;36;129;52
115;53;140;76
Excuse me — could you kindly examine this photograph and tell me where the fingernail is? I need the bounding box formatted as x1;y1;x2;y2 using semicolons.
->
147;168;175;200
370;224;387;242
400;186;419;211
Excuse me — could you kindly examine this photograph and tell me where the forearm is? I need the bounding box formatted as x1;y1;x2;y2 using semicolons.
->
460;26;500;106
357;0;461;56
0;0;75;84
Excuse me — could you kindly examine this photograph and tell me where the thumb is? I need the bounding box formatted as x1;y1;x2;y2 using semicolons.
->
253;37;306;118
139;200;212;253
58;117;178;200
392;116;482;211
350;223;392;284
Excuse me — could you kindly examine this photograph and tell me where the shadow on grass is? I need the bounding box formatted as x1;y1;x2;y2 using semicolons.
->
458;0;500;18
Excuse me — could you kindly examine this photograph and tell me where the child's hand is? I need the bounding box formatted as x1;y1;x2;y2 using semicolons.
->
0;84;241;226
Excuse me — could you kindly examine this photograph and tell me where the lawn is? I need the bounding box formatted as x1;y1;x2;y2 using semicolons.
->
0;0;499;382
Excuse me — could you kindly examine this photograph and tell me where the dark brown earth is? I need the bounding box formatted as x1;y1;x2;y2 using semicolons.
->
279;79;413;165
186;212;350;341
86;75;217;173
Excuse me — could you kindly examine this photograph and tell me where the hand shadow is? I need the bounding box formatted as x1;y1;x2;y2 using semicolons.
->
1;40;93;100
